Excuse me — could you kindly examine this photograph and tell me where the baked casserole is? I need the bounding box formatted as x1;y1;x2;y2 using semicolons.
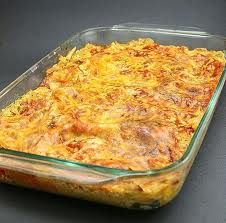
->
0;38;225;172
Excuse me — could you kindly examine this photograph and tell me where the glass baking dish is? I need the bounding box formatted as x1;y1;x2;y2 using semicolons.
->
0;23;225;210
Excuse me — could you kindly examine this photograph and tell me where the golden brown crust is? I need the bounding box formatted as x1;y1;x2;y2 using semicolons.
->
0;38;225;170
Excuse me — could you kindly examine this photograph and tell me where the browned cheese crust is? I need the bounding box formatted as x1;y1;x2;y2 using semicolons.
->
0;38;225;170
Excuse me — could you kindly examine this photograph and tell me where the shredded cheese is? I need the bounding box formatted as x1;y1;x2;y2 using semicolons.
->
0;38;225;170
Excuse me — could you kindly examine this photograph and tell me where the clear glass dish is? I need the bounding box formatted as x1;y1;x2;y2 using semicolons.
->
0;23;225;210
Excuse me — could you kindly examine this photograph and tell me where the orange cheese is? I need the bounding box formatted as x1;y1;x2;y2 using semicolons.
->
0;38;225;170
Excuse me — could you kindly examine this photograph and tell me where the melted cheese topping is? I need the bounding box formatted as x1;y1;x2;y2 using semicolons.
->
0;38;225;170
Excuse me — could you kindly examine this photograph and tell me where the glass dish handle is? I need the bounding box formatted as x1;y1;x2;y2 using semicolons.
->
113;23;209;35
0;153;124;184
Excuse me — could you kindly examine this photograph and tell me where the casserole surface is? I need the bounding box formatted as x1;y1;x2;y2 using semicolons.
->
0;38;225;171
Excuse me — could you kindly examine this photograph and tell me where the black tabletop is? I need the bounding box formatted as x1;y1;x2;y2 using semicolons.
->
0;0;226;222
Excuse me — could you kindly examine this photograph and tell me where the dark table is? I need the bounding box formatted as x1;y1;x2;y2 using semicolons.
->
0;0;225;222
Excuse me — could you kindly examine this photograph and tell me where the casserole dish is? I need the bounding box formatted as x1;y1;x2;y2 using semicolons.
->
0;23;225;209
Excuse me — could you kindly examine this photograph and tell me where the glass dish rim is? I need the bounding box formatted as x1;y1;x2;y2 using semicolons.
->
0;25;225;177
